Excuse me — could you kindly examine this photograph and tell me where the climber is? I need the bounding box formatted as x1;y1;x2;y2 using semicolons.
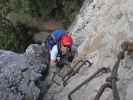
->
49;34;74;66
45;33;76;86
46;28;76;65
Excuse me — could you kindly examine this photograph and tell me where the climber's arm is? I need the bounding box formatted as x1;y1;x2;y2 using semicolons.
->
50;45;58;66
68;45;78;62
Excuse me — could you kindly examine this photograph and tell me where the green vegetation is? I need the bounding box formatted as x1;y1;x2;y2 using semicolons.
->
28;0;84;27
0;17;33;52
0;0;84;52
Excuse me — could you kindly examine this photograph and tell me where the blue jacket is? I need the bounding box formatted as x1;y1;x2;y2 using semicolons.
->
47;29;67;50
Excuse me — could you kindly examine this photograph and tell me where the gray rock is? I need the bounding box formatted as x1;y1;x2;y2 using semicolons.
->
0;44;47;100
46;0;133;100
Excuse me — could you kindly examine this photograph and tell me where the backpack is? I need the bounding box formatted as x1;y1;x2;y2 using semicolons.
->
46;29;67;50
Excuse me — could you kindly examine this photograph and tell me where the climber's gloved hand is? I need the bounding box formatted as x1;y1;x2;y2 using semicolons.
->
56;56;71;68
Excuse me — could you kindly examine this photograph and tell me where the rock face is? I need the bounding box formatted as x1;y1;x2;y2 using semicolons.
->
48;0;133;100
1;0;133;100
0;44;47;100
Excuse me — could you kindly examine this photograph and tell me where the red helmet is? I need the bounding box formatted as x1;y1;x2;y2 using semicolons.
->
60;34;73;47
